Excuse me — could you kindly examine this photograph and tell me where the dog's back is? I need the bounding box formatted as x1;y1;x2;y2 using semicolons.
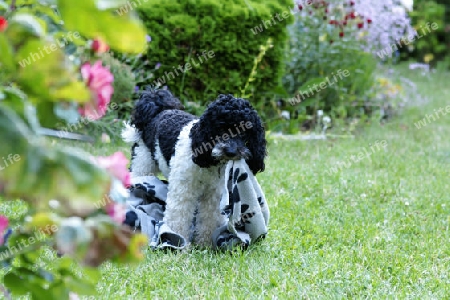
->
122;89;196;177
142;109;196;163
131;89;185;132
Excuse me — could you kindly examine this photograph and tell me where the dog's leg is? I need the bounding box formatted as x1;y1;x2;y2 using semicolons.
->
195;187;226;247
163;178;200;245
130;141;159;177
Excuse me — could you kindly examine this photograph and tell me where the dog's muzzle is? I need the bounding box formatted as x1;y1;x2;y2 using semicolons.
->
212;142;251;160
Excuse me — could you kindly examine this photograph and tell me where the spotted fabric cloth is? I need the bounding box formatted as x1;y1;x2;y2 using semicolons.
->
216;159;269;249
124;160;269;250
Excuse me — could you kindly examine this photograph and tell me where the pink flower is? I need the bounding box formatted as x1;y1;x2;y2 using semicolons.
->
95;152;131;187
105;203;126;224
79;61;114;120
0;215;9;246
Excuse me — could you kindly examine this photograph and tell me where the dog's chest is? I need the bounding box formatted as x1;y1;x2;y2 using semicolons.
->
195;165;224;185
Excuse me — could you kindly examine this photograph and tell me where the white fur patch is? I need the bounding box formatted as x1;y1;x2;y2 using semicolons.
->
154;140;171;178
121;122;141;143
130;140;158;177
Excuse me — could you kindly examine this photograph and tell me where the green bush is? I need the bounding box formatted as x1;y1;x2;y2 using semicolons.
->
405;0;448;65
137;0;294;113
101;52;136;118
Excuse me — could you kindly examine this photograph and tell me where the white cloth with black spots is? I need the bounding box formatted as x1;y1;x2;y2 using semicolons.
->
124;159;269;250
216;159;269;249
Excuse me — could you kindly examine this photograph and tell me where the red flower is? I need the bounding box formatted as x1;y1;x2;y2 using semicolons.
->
329;20;336;25
298;5;303;10
0;17;7;32
339;32;344;37
367;19;372;24
357;23;364;29
350;1;355;5
92;38;109;54
350;12;356;19
343;21;348;26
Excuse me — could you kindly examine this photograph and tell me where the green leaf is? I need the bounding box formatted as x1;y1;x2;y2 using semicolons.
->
0;106;111;215
63;275;97;296
0;34;16;73
95;0;129;10
82;267;101;282
34;4;63;25
297;77;327;94
0;2;8;12
4;273;28;295
52;80;91;101
57;0;147;53
4;14;46;47
48;282;70;299
14;38;90;104
4;0;40;5
0;87;27;120
35;101;60;127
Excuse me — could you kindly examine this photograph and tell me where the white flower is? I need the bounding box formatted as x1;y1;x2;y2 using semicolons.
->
281;110;290;120
392;6;406;15
317;110;323;117
399;0;413;11
323;116;331;124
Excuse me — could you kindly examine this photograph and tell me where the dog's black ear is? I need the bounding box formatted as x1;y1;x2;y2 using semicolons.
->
246;112;267;174
190;119;217;168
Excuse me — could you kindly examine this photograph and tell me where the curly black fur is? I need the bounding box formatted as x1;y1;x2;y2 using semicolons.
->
190;94;267;174
131;89;184;132
132;89;195;162
150;110;195;162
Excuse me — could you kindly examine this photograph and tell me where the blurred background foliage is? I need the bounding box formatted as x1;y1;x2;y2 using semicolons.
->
88;0;449;136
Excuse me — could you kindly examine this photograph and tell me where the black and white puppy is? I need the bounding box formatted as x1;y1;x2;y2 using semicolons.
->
122;90;266;246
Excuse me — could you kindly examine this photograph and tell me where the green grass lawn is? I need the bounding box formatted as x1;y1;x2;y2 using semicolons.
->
3;64;450;299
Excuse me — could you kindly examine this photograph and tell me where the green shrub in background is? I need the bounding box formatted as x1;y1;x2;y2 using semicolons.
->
280;2;378;132
137;0;294;114
101;53;136;118
405;0;448;65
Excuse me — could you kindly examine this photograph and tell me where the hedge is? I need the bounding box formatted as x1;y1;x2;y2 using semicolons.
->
136;0;294;113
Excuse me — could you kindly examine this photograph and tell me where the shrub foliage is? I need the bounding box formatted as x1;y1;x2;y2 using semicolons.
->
137;0;294;112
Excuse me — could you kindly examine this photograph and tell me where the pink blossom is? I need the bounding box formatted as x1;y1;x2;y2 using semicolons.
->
105;203;126;224
79;61;114;120
95;152;131;187
0;215;8;246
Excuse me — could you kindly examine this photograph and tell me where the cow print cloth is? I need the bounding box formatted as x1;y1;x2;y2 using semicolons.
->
124;159;269;250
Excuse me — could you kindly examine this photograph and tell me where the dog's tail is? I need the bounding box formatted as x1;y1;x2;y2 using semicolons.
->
122;121;141;144
131;89;184;132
